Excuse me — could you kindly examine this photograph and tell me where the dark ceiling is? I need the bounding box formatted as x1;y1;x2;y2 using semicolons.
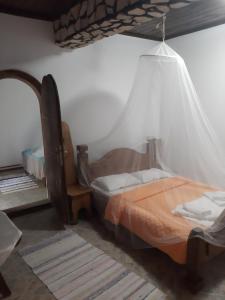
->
0;0;78;21
124;0;225;41
1;0;225;41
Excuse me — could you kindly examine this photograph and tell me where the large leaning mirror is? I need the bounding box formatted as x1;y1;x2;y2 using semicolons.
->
0;78;48;212
0;70;70;224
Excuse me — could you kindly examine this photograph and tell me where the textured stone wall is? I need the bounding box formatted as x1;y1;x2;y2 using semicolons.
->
54;0;198;49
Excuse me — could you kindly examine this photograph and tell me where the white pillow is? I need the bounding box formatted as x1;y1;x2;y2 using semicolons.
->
132;168;172;184
92;173;141;192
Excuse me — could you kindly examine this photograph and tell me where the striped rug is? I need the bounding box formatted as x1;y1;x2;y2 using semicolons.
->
0;175;38;194
0;171;26;181
19;230;163;300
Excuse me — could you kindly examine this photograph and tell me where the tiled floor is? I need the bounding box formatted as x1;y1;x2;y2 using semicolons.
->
0;169;48;212
0;185;48;212
1;207;225;300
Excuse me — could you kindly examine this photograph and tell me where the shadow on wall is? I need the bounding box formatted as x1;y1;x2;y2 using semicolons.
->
63;90;124;146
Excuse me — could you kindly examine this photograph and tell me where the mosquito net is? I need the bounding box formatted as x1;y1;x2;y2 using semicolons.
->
78;42;225;259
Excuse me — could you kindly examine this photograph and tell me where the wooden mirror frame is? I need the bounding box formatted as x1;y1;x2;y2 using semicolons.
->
0;69;42;100
0;69;66;217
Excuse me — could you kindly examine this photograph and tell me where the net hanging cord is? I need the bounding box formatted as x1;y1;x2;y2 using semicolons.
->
162;15;166;42
156;15;167;41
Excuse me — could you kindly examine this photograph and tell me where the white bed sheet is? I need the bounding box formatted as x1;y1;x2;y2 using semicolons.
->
22;148;45;180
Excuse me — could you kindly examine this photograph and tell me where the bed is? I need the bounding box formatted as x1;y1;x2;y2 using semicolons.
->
22;147;45;181
92;175;219;264
76;139;225;292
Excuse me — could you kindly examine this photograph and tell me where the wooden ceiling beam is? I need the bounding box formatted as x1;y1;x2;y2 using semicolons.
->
125;0;225;43
122;15;225;42
121;32;162;42
165;17;225;41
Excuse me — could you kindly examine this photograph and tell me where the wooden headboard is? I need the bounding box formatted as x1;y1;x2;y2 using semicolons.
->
76;139;159;185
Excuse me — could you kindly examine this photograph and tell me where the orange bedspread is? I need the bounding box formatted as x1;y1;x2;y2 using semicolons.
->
104;177;215;264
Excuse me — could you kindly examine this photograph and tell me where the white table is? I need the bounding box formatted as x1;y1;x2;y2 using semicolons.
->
0;212;22;298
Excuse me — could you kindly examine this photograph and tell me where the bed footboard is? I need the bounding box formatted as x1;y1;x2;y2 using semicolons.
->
186;225;225;293
185;228;205;293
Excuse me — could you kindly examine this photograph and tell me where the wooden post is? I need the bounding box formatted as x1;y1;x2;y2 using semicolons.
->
146;138;157;168
77;145;90;186
62;121;77;186
185;227;205;293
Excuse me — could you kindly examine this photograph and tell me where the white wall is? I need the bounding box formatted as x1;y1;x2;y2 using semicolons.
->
168;24;225;147
0;13;156;166
1;12;225;165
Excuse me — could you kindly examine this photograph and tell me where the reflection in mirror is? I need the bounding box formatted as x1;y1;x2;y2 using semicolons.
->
0;79;48;212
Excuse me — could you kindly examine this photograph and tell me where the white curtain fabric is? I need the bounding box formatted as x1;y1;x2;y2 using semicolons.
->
89;42;225;189
83;43;225;247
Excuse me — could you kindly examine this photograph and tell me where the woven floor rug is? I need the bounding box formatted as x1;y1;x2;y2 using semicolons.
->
0;175;38;194
0;171;26;181
19;230;162;300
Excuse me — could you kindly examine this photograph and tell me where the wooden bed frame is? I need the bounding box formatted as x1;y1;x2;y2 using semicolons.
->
77;138;225;292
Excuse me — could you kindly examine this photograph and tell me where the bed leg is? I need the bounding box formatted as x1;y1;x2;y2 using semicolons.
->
0;273;11;298
185;228;204;293
185;266;203;294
